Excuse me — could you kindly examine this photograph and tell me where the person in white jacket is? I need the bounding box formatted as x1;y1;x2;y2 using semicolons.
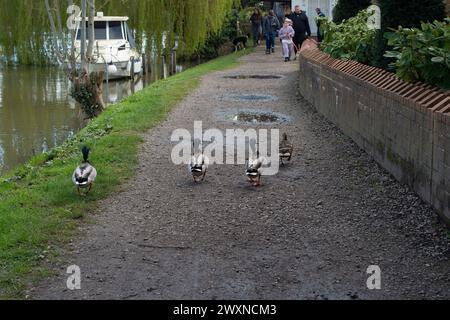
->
278;18;295;62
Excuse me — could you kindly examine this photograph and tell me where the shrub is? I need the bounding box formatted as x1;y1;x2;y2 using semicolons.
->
332;0;371;24
379;0;446;30
373;0;446;69
195;10;239;59
384;18;450;89
320;9;375;63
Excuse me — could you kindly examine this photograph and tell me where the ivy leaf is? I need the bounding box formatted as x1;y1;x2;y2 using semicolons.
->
384;51;400;59
431;56;444;63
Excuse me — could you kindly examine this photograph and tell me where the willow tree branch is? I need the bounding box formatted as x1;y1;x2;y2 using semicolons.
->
54;0;68;57
44;0;65;64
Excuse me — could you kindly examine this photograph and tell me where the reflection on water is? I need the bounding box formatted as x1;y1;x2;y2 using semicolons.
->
0;65;81;174
0;59;195;174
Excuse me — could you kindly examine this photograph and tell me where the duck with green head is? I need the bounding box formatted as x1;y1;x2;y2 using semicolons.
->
72;146;97;195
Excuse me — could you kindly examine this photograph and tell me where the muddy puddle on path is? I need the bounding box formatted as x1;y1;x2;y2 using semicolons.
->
223;75;283;80
221;109;291;125
220;94;279;102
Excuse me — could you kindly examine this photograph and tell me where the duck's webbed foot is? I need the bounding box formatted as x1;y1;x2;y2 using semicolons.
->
253;176;262;187
193;176;200;183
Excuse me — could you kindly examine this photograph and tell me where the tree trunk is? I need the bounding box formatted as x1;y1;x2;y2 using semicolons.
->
71;71;105;119
73;0;105;118
46;0;105;119
86;0;95;61
67;0;77;70
80;0;87;71
92;72;105;117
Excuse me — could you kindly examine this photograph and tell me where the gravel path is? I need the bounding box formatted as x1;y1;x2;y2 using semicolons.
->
33;48;450;300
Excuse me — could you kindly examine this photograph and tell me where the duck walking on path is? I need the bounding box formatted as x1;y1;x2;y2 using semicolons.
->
246;151;265;187
189;142;208;183
72;146;97;195
279;133;294;165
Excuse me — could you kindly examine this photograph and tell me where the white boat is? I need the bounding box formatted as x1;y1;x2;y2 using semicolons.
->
74;12;142;79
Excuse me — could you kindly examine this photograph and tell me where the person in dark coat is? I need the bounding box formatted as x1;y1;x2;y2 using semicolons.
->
288;5;311;54
263;10;280;54
315;8;326;42
250;8;263;46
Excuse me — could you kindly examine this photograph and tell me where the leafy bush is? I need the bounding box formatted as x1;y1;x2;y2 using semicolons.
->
320;10;375;63
196;6;260;59
198;31;231;59
384;18;450;89
332;0;371;24
372;0;446;69
378;0;446;30
196;10;239;59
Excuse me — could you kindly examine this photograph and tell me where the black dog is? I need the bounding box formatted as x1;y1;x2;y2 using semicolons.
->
233;35;248;51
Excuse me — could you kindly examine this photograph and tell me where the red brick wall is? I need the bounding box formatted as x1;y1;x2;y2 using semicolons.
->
298;45;450;224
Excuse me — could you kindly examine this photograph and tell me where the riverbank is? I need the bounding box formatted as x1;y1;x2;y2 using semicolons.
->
0;50;251;299
0;58;203;174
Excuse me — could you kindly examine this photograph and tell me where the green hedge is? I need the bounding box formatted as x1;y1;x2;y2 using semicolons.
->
320;10;375;63
320;3;449;89
384;18;450;89
332;0;371;24
373;0;446;69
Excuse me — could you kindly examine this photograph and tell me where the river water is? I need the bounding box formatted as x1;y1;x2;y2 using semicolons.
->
0;60;195;174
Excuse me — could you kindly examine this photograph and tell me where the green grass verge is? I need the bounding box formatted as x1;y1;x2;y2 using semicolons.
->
0;49;252;299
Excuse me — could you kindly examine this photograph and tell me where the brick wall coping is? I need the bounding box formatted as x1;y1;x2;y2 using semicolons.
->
299;40;450;124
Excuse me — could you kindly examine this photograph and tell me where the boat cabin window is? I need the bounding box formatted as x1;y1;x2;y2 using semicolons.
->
109;21;123;40
76;21;124;40
95;21;107;40
94;21;107;40
125;23;136;48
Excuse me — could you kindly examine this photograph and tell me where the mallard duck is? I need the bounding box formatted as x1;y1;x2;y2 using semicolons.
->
72;146;97;195
189;142;208;183
279;133;294;165
246;151;265;187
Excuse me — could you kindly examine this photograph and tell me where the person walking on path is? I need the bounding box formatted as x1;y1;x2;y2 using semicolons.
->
250;8;263;46
315;8;326;42
288;5;311;54
263;10;281;55
279;18;295;62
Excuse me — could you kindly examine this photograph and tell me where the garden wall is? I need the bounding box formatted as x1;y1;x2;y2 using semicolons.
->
298;43;450;224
